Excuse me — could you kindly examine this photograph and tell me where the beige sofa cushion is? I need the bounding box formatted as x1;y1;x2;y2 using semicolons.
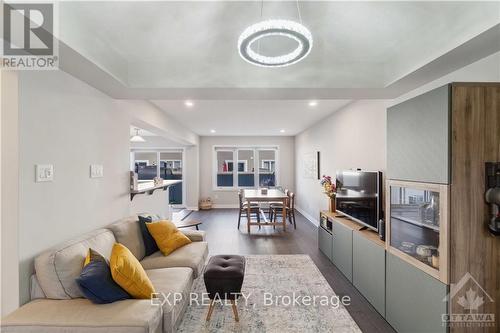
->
147;268;194;333
181;229;206;242
108;215;145;260
34;229;116;299
140;242;208;278
0;298;162;333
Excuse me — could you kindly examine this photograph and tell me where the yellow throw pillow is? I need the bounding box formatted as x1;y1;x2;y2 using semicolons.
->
146;220;192;256
110;243;155;299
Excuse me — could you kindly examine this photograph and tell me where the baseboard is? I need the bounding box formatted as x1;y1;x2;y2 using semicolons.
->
295;206;319;227
186;206;199;211
212;204;239;209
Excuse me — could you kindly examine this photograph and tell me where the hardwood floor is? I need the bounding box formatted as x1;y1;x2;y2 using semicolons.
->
190;208;395;333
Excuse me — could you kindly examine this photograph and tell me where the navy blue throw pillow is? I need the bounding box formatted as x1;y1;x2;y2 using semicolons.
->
76;252;130;304
138;215;160;256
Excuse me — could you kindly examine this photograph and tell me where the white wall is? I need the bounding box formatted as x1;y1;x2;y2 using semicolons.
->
295;101;388;225
1;71;20;317
199;136;295;207
17;70;132;304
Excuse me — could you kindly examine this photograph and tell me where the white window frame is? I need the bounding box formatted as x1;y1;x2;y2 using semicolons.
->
213;145;279;191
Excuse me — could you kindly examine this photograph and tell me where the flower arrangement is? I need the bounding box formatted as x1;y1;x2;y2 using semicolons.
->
320;175;337;198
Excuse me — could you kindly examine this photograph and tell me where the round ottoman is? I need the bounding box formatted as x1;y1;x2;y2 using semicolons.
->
203;255;246;322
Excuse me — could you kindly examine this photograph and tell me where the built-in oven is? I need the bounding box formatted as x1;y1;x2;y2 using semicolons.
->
320;213;333;234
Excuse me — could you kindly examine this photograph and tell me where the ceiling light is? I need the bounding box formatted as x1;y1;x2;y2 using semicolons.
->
184;100;194;107
210;129;216;133
130;128;146;142
238;19;313;68
280;129;286;133
309;101;318;107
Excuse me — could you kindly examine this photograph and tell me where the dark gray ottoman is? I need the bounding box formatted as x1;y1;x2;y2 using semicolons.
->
203;255;246;322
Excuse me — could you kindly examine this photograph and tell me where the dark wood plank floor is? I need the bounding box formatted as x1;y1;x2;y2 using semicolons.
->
189;208;395;333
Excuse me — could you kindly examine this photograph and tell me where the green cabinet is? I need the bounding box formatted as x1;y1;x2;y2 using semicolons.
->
386;253;448;333
318;226;333;261
332;220;353;282
353;232;386;316
387;84;450;184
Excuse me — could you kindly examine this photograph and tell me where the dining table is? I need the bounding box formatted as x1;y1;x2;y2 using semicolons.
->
243;189;288;232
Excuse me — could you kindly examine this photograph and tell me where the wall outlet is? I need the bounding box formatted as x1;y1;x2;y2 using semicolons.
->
90;164;104;178
36;164;54;182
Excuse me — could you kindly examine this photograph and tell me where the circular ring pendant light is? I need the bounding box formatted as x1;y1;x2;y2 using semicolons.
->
238;19;313;67
237;0;312;68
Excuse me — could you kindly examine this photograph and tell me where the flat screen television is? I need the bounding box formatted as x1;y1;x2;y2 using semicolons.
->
335;170;383;231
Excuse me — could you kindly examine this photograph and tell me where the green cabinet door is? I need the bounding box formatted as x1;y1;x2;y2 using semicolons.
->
387;84;450;184
318;226;333;261
386;253;448;333
332;221;353;282
353;232;386;317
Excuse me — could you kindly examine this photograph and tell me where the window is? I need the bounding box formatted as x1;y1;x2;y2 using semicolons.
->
214;146;278;190
131;150;184;205
133;152;158;180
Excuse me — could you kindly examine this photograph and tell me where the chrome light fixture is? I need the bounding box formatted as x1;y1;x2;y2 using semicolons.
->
238;0;312;67
130;128;146;142
238;19;312;67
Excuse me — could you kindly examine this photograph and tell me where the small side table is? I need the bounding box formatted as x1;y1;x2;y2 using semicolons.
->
175;220;202;230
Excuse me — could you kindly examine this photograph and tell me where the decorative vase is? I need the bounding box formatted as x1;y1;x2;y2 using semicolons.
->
329;197;336;213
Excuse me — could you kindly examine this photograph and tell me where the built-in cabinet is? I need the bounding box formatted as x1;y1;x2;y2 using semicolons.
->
319;211;386;317
319;83;499;333
318;225;333;261
386;253;448;333
386;83;500;333
332;220;353;282
387;85;450;184
353;232;386;317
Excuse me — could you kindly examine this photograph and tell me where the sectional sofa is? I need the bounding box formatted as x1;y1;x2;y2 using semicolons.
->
1;215;209;333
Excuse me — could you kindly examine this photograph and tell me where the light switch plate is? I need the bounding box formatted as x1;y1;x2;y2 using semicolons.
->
90;164;104;178
36;164;54;182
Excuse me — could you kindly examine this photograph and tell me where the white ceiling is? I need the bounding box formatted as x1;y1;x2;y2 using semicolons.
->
151;99;351;136
59;1;500;89
54;1;500;136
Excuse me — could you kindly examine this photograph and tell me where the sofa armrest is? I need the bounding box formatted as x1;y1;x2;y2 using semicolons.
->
181;229;206;242
1;299;162;333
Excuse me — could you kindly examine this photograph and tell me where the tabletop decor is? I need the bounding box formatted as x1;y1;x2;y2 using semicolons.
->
320;175;337;212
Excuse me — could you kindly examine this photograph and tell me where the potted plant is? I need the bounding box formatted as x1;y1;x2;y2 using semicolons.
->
320;175;337;212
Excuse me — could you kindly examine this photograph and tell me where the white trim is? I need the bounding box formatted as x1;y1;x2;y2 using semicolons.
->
295;206;319;227
212;204;239;209
186;206;199;211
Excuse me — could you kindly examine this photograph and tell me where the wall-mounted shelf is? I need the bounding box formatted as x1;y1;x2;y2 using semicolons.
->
130;180;182;201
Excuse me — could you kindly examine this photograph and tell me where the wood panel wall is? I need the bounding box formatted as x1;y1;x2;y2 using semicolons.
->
450;83;500;333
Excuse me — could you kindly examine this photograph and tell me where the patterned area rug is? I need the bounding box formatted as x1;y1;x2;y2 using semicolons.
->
177;255;361;333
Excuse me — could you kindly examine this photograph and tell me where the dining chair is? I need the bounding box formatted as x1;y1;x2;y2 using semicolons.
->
270;191;296;229
238;190;260;229
268;188;289;222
